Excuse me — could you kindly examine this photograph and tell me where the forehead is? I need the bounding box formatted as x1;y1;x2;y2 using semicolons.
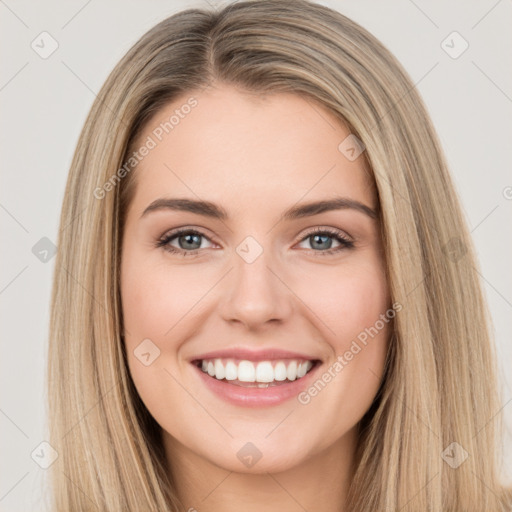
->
128;84;375;214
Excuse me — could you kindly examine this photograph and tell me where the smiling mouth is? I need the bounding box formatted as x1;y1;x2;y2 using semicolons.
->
192;358;320;388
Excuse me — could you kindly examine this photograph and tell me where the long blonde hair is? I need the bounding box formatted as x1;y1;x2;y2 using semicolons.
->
47;0;511;509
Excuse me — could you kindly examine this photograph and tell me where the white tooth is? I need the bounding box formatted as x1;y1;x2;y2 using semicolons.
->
274;362;287;381
256;361;274;382
225;361;237;380
203;358;313;382
287;361;298;381
238;360;256;382
258;383;270;388
214;359;225;380
297;362;307;378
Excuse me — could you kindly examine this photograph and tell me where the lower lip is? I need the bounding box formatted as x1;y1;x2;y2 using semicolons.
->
191;362;321;408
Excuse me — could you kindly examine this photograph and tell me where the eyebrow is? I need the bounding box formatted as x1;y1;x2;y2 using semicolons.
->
140;196;378;221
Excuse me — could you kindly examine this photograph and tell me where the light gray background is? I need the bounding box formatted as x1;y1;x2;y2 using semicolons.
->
1;0;511;510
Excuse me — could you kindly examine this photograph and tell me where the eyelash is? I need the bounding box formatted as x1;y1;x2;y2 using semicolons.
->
155;227;354;257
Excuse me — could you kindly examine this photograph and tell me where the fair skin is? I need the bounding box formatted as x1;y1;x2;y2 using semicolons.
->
120;83;391;511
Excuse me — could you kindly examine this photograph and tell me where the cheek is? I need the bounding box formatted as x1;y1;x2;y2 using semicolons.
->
121;250;207;342
120;254;201;437
296;255;389;348
120;249;184;390
293;262;390;437
120;247;221;407
334;263;390;381
122;270;174;338
296;256;390;397
337;272;389;346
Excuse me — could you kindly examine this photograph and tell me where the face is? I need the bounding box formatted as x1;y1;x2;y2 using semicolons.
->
120;83;391;475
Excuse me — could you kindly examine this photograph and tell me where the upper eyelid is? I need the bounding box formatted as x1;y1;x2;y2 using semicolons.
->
160;226;216;240
303;226;352;240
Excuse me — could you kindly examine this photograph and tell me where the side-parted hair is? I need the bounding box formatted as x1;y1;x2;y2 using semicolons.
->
48;0;512;509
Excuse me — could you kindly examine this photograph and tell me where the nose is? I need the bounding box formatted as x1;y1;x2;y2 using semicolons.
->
218;244;293;331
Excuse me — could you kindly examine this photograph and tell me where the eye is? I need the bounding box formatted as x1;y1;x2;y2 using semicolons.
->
156;226;354;257
296;227;354;255
156;228;214;256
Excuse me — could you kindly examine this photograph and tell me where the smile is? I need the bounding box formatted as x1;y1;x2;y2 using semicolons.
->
194;358;318;388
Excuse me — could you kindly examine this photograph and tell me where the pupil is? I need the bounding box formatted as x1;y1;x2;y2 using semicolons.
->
181;233;201;250
312;234;331;250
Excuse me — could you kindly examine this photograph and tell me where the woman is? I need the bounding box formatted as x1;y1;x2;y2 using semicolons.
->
47;0;512;510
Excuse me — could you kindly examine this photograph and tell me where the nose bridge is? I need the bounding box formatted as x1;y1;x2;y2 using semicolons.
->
219;234;292;327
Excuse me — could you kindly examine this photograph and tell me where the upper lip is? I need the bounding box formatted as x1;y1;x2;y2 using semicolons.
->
190;348;321;363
